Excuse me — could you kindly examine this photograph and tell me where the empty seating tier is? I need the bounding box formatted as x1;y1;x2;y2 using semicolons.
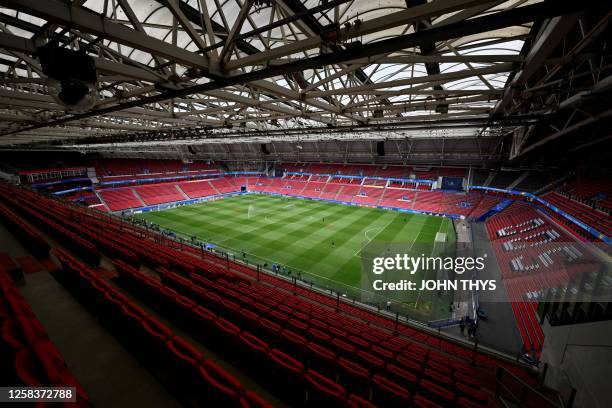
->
0;181;540;407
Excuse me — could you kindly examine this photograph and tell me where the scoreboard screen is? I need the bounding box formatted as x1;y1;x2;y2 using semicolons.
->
441;176;463;190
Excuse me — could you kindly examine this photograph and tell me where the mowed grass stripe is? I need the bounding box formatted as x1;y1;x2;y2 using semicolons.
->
218;199;351;251
330;213;422;285
151;196;324;243
284;207;392;276
136;194;455;295
251;203;359;254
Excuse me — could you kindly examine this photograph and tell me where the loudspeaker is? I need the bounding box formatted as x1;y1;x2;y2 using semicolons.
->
187;145;196;154
376;141;385;156
261;144;270;155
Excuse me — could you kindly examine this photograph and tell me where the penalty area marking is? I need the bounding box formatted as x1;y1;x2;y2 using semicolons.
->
353;215;398;257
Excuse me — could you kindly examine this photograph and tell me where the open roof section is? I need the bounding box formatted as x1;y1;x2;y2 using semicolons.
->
0;0;605;164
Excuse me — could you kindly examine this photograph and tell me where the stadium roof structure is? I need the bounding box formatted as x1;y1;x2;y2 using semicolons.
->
0;0;609;164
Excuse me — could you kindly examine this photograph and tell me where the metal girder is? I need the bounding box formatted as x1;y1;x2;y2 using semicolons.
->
0;0;604;157
1;0;593;139
0;0;209;68
164;0;209;52
513;108;612;159
224;0;488;71
0;31;36;54
0;31;168;82
115;0;170;74
341;54;524;65
307;63;514;97
218;0;252;66
156;0;260;56
345;94;498;114
494;14;579;114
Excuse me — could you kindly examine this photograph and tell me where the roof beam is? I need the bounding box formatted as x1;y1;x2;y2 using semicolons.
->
0;0;209;68
1;0;596;136
307;63;514;97
164;0;209;52
0;32;166;82
218;0;252;67
513;108;612;159
224;0;488;71
494;14;579;114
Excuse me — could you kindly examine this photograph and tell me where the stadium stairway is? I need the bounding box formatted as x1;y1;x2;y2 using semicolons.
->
132;188;147;207
209;180;222;196
92;189;111;212
175;184;190;200
0;215;188;407
483;202;587;355
0;263;91;407
0;189;280;407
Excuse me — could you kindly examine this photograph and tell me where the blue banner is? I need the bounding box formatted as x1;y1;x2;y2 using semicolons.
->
285;172;434;184
99;171;265;187
32;177;91;188
53;186;93;195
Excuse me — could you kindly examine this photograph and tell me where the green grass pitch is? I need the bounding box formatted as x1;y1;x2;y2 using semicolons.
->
136;194;456;320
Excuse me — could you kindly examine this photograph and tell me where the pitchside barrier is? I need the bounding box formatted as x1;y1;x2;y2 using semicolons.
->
129;192;245;214
238;190;463;219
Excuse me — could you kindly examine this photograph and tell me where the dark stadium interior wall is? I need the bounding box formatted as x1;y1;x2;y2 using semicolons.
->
2;133;610;176
75;139;504;167
0;151;100;171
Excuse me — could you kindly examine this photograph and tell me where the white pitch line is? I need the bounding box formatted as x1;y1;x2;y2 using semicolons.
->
414;219;448;309
353;215;398;257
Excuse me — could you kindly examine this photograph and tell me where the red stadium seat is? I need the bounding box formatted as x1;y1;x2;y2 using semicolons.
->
423;368;453;388
305;369;346;407
356;350;385;373
257;318;282;343
307;342;337;377
331;338;357;359
188;305;215;338
281;329;309;362
337;357;371;397
141;316;172;358
309;327;332;344
457;396;487;408
287;318;309;334
14;349;45;386
349;335;370;351
166;336;202;380
420;379;455;406
347;393;377;408
214;318;242;352
454;372;481;389
385;363;418;392
198;361;244;406
413;394;445;408
1;319;26;351
268;348;306;404
239;332;269;370
456;382;488;406
371;374;411;407
238;308;260;332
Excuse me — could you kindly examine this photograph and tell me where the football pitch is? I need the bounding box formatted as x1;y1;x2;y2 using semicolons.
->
136;194;456;320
